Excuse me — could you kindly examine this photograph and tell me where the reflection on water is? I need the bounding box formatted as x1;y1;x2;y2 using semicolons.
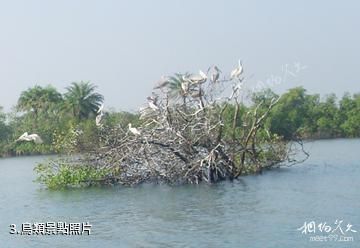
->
1;139;359;247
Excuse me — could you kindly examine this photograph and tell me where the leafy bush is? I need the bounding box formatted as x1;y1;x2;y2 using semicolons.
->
34;159;112;189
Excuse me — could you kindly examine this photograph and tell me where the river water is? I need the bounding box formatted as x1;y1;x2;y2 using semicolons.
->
0;139;359;247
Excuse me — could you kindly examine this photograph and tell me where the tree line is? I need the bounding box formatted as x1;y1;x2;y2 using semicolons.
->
253;87;360;140
0;83;359;157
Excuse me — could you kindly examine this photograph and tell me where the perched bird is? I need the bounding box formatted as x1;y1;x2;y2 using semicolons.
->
181;81;190;95
16;132;43;144
97;103;104;114
210;66;221;83
95;103;105;127
184;70;207;85
128;123;141;135
230;60;244;79
147;96;159;111
95;112;104;127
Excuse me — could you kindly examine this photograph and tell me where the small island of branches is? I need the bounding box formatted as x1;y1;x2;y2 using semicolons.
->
34;62;309;188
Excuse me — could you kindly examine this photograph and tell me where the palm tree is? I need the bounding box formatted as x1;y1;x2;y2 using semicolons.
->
17;85;63;118
167;73;192;106
64;81;104;120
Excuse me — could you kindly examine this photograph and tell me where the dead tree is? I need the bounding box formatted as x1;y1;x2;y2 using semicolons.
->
60;63;308;186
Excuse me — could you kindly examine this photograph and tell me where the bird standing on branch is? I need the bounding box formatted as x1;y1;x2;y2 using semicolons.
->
97;103;104;114
210;66;221;83
230;60;244;79
96;103;105;127
181;80;190;95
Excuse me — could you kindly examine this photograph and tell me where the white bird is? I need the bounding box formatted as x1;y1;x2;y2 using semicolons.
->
16;132;43;144
230;60;244;79
147;96;159;111
210;66;221;83
184;70;207;84
128;123;141;135
95;103;105;127
199;70;208;80
181;81;190;95
97;103;104;114
95;112;104;127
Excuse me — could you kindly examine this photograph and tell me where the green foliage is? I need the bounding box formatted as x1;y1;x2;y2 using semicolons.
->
252;88;279;107
105;111;140;129
52;123;79;154
220;103;248;141
249;88;360;140
1;82;107;156
0;107;12;141
34;160;112;189
339;93;360;137
167;73;187;99
12;142;53;156
301;94;320;135
64;81;104;120
0;107;13;156
267;87;308;139
17;85;63;119
314;94;341;137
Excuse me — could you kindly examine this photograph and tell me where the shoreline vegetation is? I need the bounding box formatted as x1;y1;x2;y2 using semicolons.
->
1;66;359;189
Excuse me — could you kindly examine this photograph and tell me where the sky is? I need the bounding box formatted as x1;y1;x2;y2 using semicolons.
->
0;0;359;112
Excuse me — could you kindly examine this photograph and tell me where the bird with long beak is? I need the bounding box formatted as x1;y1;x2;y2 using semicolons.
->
230;60;244;79
210;66;221;83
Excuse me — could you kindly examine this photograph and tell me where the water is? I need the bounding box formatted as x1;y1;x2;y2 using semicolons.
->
0;139;359;247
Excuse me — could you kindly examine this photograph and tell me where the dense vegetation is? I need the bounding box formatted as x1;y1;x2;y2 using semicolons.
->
254;87;360;139
0;81;139;157
1;84;359;158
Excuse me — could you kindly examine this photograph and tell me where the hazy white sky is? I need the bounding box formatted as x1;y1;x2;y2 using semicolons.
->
0;0;359;112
